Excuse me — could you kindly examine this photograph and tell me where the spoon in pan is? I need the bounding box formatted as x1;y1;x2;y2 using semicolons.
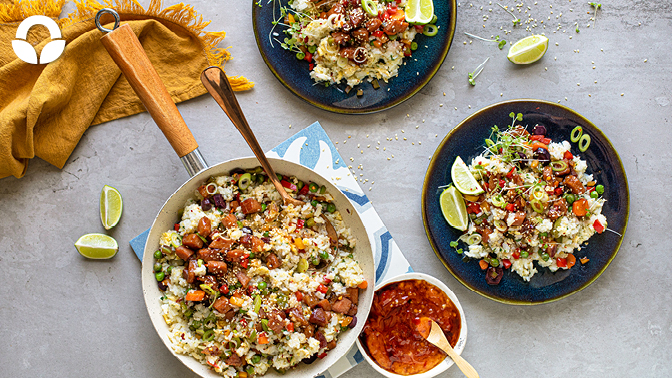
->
415;317;479;378
200;66;338;245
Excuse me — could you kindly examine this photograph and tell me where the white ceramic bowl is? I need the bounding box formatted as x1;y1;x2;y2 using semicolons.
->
142;157;375;378
355;272;468;378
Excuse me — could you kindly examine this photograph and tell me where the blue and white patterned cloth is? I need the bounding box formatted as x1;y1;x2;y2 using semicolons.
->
130;121;411;378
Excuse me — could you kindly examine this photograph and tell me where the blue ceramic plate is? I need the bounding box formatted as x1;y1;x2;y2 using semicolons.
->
422;99;629;305
252;0;457;114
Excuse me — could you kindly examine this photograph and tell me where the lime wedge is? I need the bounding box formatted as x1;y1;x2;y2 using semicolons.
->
75;233;119;259
100;185;123;230
451;156;484;195
405;0;434;24
507;35;549;64
439;186;468;231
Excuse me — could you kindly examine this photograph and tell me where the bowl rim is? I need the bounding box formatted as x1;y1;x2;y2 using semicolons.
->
355;272;468;378
141;156;376;378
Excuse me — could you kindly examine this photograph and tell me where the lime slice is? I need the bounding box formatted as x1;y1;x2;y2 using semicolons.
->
439;186;468;231
405;0;434;25
100;185;123;230
451;156;484;195
75;233;119;259
507;35;549;64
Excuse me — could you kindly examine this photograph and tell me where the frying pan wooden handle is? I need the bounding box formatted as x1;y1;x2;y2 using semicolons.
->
100;23;198;158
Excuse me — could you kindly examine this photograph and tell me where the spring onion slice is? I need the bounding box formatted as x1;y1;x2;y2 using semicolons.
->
361;0;378;16
579;134;591;152
494;219;507;232
570;126;583;142
423;24;438;36
530;199;545;213
466;234;482;245
551;160;569;172
491;194;506;208
206;182;218;195
238;173;252;190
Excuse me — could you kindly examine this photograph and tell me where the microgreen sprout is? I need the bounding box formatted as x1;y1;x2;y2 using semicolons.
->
509;112;523;127
497;3;521;26
450;241;463;254
589;2;602;25
464;32;507;50
468;57;490;86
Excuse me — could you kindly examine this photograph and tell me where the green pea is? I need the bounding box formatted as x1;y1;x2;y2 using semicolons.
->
251;355;262;364
154;250;162;259
590;191;598;199
263;231;270;237
490;258;500;267
153;263;162;272
261;203;267;212
155;271;165;281
319;251;329;260
326;203;336;213
565;194;576;204
258;281;267;290
541;253;550;261
319;185;327;194
312;257;320;265
249;253;256;259
521;251;529;259
596;184;604;195
305;218;315;228
276;174;283;182
166;266;172;275
311;200;319;207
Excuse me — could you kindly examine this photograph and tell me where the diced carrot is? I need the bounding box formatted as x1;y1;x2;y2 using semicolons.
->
529;141;548;151
286;323;294;332
572;198;588;217
229;296;245;307
257;332;269;344
358;281;368;289
479;260;489;270
185;290;205;302
463;194;480;202
294;237;305;250
566;254;576;268
580;257;590;264
287;13;295;24
390;8;405;21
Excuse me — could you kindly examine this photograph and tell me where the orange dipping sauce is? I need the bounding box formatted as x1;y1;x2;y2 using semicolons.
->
360;279;461;375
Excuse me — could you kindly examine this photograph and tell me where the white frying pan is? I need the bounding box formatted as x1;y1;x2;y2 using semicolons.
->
95;9;374;378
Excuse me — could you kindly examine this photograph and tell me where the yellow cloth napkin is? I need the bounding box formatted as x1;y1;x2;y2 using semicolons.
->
0;0;253;179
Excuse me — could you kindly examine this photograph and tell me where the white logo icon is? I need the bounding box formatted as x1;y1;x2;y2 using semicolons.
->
12;15;65;64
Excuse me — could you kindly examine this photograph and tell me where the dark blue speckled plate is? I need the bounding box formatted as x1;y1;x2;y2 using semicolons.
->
252;0;457;114
422;99;629;305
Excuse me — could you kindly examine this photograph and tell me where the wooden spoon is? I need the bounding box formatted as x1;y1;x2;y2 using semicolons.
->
200;66;338;245
416;317;479;378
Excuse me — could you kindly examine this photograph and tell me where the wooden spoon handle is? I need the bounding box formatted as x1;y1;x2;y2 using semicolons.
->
442;345;479;378
100;23;198;158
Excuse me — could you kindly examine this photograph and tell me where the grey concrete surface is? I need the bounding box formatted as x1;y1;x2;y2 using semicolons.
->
1;0;670;377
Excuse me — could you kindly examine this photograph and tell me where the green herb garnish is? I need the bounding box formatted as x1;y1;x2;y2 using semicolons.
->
468;57;490;86
497;3;522;26
464;32;507;50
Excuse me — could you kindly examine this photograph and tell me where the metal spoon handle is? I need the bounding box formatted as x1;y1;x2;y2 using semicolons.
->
200;66;300;206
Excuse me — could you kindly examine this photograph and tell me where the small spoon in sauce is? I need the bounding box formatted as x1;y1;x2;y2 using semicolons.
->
415;317;479;378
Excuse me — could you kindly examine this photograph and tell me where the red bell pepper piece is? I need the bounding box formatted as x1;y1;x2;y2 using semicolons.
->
593;219;605;234
555;187;564;196
317;284;328;294
556;257;567;268
564;150;574;160
299;183;310;195
296;219;305;229
506;203;515;212
174;223;180;231
506;167;516;179
502;259;512;269
295;291;303;301
512;250;521;260
281;180;297;191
